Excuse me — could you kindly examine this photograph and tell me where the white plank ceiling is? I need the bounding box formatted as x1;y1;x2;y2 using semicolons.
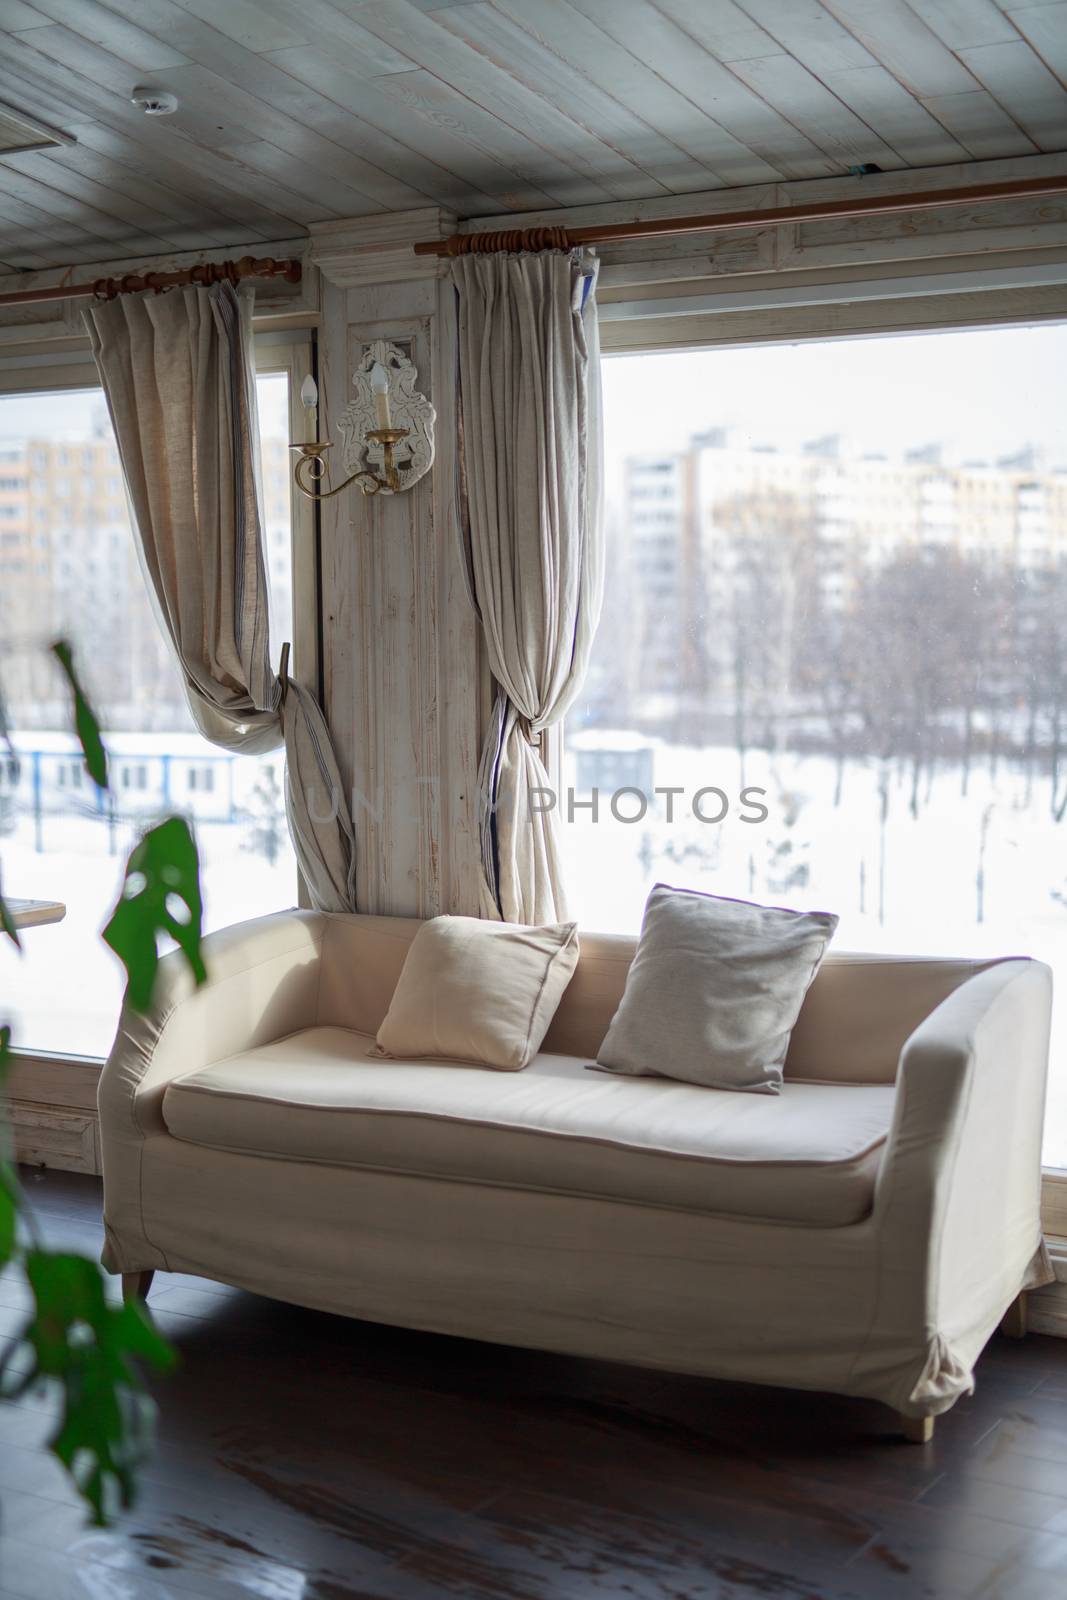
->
0;0;1064;270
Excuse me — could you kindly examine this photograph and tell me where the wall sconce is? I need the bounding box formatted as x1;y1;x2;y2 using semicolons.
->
289;339;435;503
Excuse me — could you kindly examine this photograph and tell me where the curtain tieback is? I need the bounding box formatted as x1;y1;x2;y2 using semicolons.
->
515;712;543;749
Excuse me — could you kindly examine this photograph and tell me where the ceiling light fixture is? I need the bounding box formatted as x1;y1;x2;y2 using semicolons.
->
130;87;179;116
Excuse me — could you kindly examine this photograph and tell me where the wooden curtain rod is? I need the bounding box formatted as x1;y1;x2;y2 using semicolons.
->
0;254;302;311
413;173;1067;256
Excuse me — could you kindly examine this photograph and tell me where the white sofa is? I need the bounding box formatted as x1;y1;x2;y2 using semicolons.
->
99;910;1053;1438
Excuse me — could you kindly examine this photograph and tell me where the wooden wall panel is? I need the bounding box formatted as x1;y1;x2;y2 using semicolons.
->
313;213;482;919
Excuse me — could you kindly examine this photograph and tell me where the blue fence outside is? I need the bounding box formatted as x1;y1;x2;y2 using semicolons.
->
0;746;282;851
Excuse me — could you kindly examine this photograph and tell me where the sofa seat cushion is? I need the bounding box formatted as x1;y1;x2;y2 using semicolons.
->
161;1027;895;1226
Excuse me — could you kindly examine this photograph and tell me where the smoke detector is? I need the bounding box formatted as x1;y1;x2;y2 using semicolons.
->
131;87;179;116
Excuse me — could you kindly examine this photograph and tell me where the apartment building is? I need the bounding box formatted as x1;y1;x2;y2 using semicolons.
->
617;430;1067;728
694;428;1067;582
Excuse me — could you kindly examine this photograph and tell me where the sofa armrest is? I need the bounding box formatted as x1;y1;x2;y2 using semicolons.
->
868;958;1052;1407
98;908;326;1272
100;906;327;1135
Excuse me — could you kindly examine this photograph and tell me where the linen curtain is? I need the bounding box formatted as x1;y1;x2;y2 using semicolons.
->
452;249;604;924
84;282;356;912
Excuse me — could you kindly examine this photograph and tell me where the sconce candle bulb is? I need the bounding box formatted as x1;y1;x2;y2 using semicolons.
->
300;374;318;444
370;361;392;430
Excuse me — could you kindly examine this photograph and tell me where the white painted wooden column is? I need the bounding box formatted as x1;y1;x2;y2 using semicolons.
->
308;210;484;918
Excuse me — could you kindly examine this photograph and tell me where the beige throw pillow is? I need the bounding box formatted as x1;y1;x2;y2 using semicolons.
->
595;885;838;1093
375;915;580;1071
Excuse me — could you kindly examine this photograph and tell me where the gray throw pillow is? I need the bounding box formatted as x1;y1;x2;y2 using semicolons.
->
594;884;838;1094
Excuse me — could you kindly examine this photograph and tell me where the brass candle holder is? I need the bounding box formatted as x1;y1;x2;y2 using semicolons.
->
289;426;410;500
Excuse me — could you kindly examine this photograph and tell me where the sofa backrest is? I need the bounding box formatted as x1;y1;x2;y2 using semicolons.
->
316;912;1003;1085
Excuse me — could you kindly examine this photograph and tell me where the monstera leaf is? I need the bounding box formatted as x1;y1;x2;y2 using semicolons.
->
104;817;207;1011
52;640;109;791
0;1251;176;1525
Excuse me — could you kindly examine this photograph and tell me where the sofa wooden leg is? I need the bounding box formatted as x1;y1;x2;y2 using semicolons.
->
899;1413;934;1444
122;1270;155;1303
1000;1292;1028;1339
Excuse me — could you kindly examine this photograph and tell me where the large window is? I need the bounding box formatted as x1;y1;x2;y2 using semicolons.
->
0;369;299;1058
562;323;1067;1168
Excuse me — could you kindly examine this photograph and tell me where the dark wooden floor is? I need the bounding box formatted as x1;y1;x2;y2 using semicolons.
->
3;1173;1067;1599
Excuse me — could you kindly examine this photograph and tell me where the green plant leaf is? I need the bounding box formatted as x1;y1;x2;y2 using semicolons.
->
0;890;20;952
103;817;207;1012
51;640;109;791
0;1251;176;1525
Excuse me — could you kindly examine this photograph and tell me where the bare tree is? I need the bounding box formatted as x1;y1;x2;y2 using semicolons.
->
846;548;984;819
708;487;822;775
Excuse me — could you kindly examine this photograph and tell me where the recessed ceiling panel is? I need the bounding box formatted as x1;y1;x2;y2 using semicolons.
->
0;101;70;155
